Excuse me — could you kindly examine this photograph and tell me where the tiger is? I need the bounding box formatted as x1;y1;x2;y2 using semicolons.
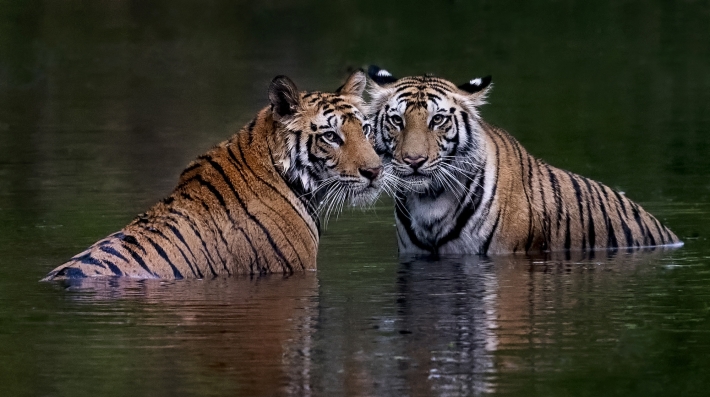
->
42;70;383;280
366;65;682;257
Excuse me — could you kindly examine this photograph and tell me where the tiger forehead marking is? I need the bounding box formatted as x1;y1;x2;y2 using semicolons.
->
300;92;366;136
386;77;461;109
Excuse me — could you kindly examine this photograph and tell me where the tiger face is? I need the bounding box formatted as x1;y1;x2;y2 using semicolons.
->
269;70;383;209
367;66;492;194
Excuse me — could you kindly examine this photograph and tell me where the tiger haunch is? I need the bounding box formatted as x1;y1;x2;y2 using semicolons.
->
43;71;382;280
367;66;681;257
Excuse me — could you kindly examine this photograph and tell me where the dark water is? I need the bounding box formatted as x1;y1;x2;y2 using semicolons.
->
1;1;709;396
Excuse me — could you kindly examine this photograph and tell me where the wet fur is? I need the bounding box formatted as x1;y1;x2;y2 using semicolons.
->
44;72;381;280
368;69;682;256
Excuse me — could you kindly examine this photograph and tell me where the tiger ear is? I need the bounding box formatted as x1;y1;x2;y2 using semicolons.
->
458;76;492;105
336;69;367;97
367;65;398;86
269;75;301;120
458;76;492;94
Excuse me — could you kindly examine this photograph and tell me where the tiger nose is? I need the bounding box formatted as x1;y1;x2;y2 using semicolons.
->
359;165;383;181
403;155;427;170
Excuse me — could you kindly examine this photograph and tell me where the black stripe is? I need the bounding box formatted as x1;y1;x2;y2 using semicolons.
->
204;158;294;273
649;213;666;245
77;255;107;269
180;162;202;178
395;195;432;252
581;179;596;251
664;224;675;244
603;188;634;248
293;128;305;169
469;166;486;211
607;220;618;250
470;137;499;233
163;221;202;278
436;195;477;248
150;224;200;278
615;205;635;248
230;144;310;269
55;267;87;278
144;235;183;279
590;182;617;249
427;86;449;96
98;245;130;264
123;243;156;277
481;211;501;255
547;165;563;232
101;259;123;276
524;154;536;253
306;135;323;165
122;234;147;254
188;192;233;274
564;213;572;252
536;160;551;250
195;174;228;210
459;111;474;153
567;172;586;250
448;115;460;156
246;117;257;144
180;185;237;273
230;143;317;243
395;84;420;93
597;182;617;248
613;190;629;217
631;203;651;246
237;228;261;274
169;207;218;277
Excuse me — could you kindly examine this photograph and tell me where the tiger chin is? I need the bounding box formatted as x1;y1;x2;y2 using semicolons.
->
367;65;682;257
43;70;383;281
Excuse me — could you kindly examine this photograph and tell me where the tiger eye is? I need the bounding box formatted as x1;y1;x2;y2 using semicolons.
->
432;114;444;124
390;115;403;126
323;131;336;141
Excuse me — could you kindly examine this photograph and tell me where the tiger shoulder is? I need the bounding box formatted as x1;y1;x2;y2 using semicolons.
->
366;66;681;256
43;71;383;280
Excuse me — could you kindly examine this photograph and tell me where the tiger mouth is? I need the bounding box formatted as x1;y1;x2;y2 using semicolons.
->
392;163;435;179
398;172;433;184
344;180;382;193
347;184;382;205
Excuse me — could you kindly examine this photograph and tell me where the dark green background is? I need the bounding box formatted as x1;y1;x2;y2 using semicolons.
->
1;1;709;396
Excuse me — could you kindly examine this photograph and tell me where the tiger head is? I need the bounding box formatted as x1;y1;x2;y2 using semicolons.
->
366;66;492;194
268;70;384;209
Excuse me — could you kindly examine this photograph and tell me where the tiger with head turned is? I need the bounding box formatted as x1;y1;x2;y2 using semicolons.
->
43;70;383;280
367;65;682;257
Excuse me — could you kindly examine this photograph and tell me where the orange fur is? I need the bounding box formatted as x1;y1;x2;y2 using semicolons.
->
44;72;381;280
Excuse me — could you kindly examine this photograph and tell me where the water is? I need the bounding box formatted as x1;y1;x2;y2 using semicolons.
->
1;0;709;396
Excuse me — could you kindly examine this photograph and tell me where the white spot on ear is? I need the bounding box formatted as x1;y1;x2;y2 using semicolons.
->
470;78;482;86
377;69;392;77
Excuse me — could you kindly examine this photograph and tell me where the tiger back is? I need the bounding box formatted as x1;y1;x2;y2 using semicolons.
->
367;66;681;257
43;70;382;280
